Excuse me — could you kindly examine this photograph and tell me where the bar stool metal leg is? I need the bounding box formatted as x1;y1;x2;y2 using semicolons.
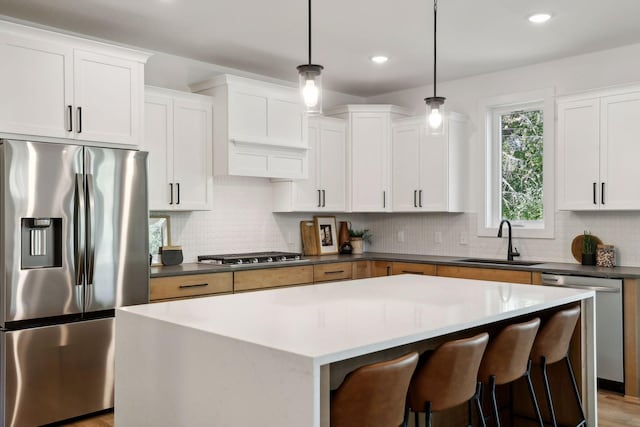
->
524;360;545;427
475;382;487;427
540;356;558;427
565;355;587;427
424;401;432;427
489;375;501;427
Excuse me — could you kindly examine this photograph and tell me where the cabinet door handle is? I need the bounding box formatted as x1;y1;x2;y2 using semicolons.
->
386;266;391;276
76;107;82;133
317;189;322;207
383;191;386;208
593;182;597;205
322;189;326;207
324;270;345;275
67;105;73;132
402;270;425;275
179;283;208;289
176;183;181;205
601;182;605;205
169;183;174;205
419;190;423;207
414;190;417;207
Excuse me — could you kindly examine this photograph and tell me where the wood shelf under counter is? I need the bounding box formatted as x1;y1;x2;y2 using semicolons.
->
150;272;233;302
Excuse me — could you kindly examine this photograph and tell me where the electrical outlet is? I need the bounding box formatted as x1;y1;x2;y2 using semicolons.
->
459;232;468;245
434;231;442;244
397;230;405;243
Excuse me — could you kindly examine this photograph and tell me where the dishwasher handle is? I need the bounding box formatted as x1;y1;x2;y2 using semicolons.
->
542;281;620;293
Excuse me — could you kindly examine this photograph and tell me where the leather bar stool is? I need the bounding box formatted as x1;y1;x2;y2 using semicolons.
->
407;332;489;427
478;318;544;427
330;352;419;427
530;306;586;427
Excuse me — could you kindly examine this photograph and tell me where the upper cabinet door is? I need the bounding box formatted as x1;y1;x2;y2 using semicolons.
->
143;95;173;210
293;121;321;211
351;113;390;212
73;50;140;145
392;124;421;211
0;34;73;138
600;92;640;210
172;99;213;210
557;99;600;210
318;119;347;211
419;131;449;211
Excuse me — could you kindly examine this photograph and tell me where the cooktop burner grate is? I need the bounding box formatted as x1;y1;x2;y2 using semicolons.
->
197;251;305;265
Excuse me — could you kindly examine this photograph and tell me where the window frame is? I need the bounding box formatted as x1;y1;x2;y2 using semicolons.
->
478;88;555;239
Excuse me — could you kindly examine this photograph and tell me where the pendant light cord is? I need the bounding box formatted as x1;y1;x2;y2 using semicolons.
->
433;0;437;97
308;0;312;65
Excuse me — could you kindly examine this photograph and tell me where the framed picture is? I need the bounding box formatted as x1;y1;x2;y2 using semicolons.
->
149;215;171;265
313;216;338;255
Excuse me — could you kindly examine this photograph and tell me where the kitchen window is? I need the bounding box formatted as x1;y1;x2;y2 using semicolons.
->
479;89;555;238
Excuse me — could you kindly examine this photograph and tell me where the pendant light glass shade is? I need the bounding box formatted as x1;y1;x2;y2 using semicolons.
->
425;96;446;135
297;0;323;115
297;64;323;115
424;0;446;135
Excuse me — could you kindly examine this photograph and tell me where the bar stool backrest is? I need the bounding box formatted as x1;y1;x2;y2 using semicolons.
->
407;332;489;412
478;318;541;385
530;306;581;365
330;352;419;427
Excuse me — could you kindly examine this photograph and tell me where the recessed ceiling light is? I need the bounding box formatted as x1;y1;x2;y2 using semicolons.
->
370;56;389;64
528;13;551;24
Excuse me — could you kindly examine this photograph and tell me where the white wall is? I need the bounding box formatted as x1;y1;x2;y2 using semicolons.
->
146;52;366;262
364;42;640;266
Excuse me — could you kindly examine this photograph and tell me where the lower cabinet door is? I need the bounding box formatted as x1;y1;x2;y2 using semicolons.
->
391;262;436;276
150;272;233;301
234;266;314;292
2;318;115;427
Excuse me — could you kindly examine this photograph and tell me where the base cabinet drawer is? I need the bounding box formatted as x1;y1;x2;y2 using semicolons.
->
391;262;436;276
437;266;532;284
234;265;314;291
150;272;233;301
314;262;353;282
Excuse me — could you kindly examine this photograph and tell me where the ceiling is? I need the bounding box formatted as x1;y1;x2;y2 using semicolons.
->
1;0;640;97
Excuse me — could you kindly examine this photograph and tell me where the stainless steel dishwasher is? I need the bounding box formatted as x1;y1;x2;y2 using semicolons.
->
541;273;624;393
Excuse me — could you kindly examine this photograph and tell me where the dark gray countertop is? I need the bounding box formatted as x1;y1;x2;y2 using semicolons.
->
150;252;640;279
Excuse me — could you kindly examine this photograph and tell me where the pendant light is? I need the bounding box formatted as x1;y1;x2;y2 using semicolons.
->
424;0;446;135
297;0;324;114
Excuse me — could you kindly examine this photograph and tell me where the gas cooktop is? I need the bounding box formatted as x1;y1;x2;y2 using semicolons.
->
197;251;309;266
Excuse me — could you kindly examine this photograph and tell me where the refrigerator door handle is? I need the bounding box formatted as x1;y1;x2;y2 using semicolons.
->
74;174;86;286
86;174;96;286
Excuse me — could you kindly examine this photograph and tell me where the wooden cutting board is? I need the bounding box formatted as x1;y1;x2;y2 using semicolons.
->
300;220;318;256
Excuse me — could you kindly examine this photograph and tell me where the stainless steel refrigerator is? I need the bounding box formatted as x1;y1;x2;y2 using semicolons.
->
0;139;149;427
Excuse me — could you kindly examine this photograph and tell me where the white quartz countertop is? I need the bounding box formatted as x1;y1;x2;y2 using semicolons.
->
120;275;593;365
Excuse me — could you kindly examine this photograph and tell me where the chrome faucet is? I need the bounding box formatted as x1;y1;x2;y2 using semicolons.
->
497;220;520;261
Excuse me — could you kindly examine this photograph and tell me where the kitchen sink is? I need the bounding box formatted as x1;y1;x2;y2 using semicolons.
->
457;258;544;266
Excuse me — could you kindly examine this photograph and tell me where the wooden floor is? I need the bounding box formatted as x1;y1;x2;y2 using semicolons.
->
58;391;640;426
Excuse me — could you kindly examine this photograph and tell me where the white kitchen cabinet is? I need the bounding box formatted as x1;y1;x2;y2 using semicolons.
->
0;20;148;146
272;116;346;212
326;105;410;212
391;114;466;212
143;87;213;211
557;86;640;210
191;74;308;179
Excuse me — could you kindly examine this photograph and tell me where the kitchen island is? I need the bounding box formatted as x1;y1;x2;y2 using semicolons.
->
115;275;596;427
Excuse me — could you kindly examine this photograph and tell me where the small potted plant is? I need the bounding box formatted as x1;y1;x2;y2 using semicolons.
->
349;229;372;255
582;231;597;266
